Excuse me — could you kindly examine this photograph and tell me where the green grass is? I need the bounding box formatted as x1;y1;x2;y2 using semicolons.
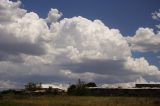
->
0;95;160;106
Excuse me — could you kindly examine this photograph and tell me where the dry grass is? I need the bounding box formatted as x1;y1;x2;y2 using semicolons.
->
0;95;160;106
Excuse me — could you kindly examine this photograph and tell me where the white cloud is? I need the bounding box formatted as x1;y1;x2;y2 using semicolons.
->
152;9;160;30
46;8;62;23
126;27;160;52
0;0;26;24
0;80;19;90
124;57;160;76
42;83;69;90
152;9;160;21
50;16;131;60
0;0;160;89
127;10;160;53
0;0;50;62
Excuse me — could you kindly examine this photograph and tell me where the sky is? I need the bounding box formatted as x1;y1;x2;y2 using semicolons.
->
0;0;160;90
20;0;160;36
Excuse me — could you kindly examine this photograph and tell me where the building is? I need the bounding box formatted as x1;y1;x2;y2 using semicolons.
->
24;83;65;95
86;84;160;97
135;84;160;88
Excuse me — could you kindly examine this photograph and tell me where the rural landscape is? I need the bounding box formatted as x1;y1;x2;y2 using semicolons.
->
0;0;160;105
0;79;160;106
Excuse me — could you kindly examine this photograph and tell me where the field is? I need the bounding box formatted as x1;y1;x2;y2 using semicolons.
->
0;95;160;106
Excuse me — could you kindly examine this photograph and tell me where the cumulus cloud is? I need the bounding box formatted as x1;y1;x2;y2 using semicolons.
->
50;16;131;60
62;57;160;76
0;0;50;62
46;8;62;23
124;57;160;75
152;9;160;21
152;9;160;30
61;59;128;75
0;0;26;24
0;80;20;90
127;9;160;53
0;0;160;89
126;27;160;52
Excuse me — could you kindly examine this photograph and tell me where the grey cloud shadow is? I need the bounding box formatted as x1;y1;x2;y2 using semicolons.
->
0;42;46;56
61;59;138;75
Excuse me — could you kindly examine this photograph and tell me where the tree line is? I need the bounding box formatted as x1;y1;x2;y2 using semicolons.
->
0;79;97;96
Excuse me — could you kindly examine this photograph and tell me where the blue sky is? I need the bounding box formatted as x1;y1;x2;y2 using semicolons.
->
20;0;160;36
0;0;160;89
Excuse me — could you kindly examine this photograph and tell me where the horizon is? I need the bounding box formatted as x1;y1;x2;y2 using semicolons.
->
0;0;160;90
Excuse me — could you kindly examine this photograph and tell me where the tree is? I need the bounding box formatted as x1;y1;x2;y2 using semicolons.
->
25;82;37;91
36;82;42;89
67;84;76;95
67;79;97;96
85;82;97;87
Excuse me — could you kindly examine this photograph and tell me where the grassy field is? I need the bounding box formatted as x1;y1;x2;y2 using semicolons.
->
0;95;160;106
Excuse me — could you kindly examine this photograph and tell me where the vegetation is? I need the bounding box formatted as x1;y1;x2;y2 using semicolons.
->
0;94;160;106
1;80;160;106
67;79;97;96
25;82;42;91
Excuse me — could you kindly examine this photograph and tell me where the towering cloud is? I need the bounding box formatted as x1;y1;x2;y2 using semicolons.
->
0;0;160;89
50;16;131;60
